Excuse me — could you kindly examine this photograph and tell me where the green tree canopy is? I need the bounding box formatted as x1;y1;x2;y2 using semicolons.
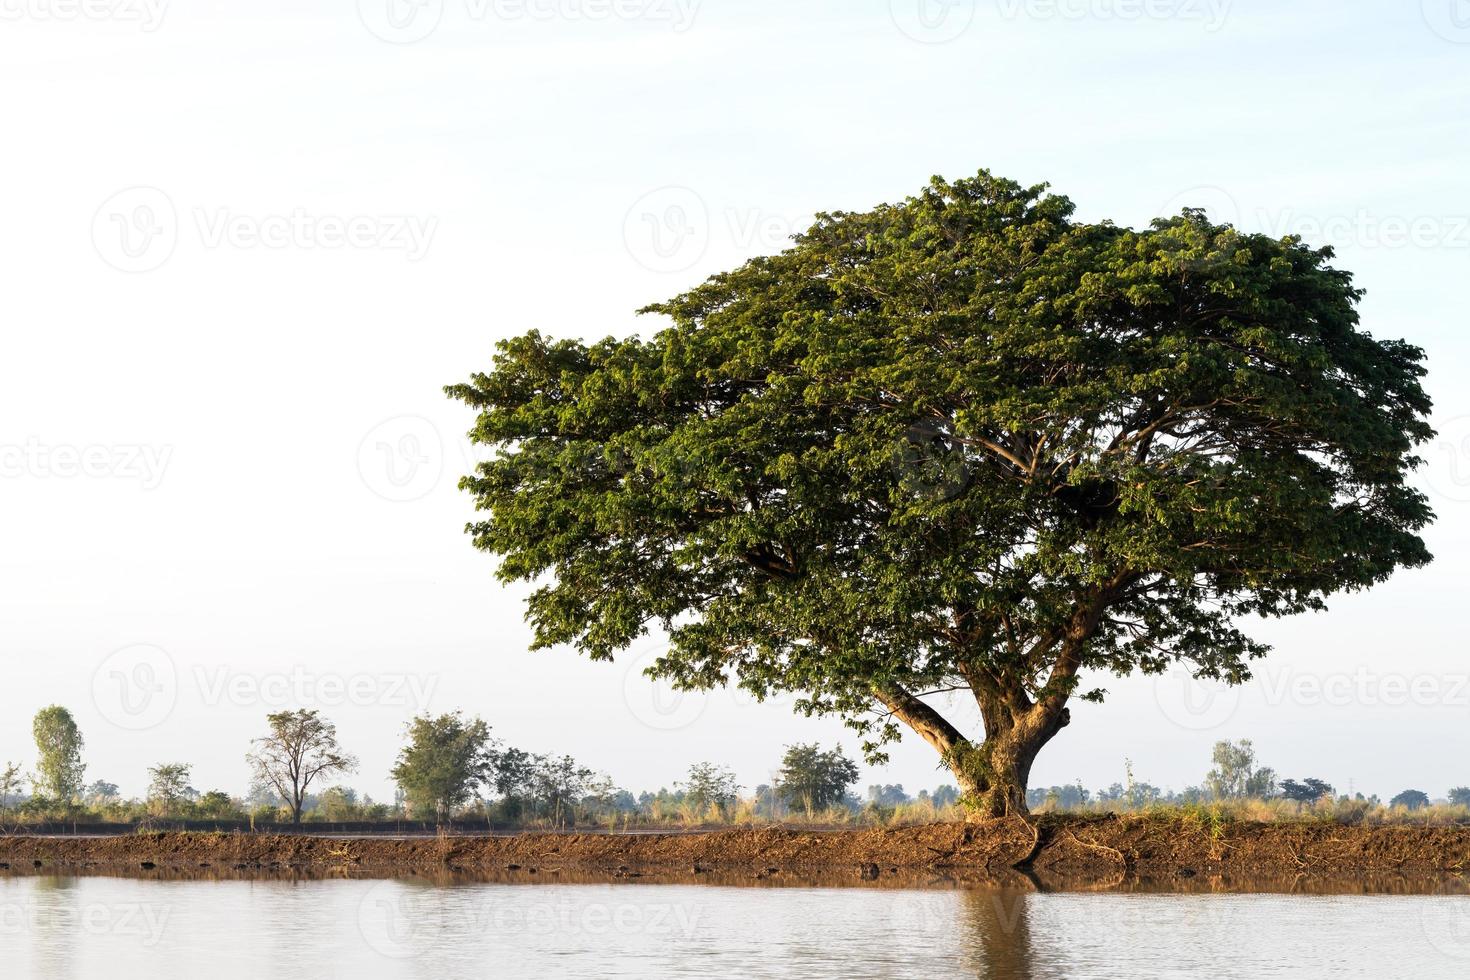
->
146;762;194;817
390;712;496;823
777;743;859;815
32;705;85;804
1390;789;1430;811
1204;738;1277;800
678;762;741;817
1279;777;1335;803
449;170;1433;816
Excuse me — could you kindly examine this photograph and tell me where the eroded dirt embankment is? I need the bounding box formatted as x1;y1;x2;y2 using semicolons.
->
3;817;1468;891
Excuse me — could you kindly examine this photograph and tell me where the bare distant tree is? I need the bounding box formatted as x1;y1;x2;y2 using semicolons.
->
0;762;25;830
246;710;357;824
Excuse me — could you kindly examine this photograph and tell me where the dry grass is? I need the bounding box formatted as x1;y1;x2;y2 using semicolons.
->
1037;797;1470;828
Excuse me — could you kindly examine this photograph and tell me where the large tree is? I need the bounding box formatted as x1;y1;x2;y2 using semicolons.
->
246;709;357;824
448;171;1433;817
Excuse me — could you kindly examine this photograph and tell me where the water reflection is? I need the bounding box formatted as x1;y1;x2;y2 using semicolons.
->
959;890;1034;979
2;876;1469;978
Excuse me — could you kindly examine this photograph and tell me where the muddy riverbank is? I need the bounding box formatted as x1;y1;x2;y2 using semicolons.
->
3;817;1468;892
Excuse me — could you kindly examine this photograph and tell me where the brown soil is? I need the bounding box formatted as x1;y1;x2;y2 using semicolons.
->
3;817;1469;893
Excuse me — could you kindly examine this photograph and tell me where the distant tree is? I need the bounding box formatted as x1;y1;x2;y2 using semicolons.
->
146;763;194;816
530;754;595;827
1390;789;1430;811
752;783;781;819
84;780;120;803
1279;778;1335;803
317;786;361;821
678;763;740;817
577;773;628;823
1205;740;1277;800
1127;782;1163;807
1114;758;1161;808
32;706;85;803
0;762;24;817
1096;764;1164;810
390;712;496;824
1449;787;1470;807
488;745;537;821
247;710;358;825
931;785;960;809
1031;782;1090;810
1177;785;1209;805
195;790;238;819
867;784;910;807
776;744;859;816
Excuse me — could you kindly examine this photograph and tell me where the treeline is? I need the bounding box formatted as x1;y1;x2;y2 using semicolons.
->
11;709;1464;831
2;705;962;829
1029;739;1470;815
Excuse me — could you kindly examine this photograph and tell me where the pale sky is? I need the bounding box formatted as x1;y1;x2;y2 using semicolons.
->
2;1;1469;804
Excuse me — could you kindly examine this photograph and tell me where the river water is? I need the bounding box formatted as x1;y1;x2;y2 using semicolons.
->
3;876;1469;978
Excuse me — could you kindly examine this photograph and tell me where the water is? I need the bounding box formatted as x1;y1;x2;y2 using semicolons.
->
3;876;1469;978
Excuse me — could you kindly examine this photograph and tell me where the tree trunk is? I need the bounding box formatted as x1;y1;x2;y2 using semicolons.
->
952;704;1072;820
954;737;1042;819
873;683;1072;820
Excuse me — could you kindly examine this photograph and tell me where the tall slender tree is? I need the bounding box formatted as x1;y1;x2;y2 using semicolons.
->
32;705;85;803
449;171;1433;816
